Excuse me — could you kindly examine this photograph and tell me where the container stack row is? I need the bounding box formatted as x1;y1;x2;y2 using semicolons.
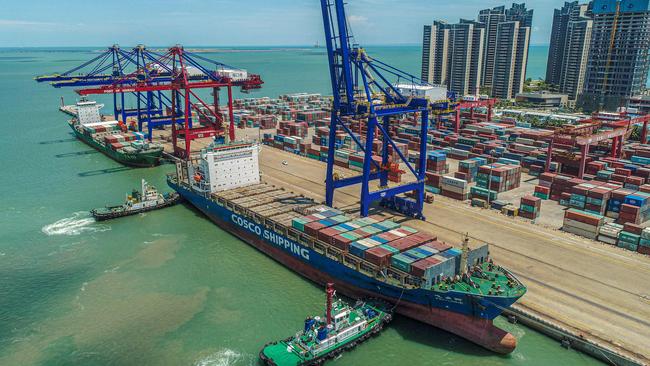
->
290;207;479;285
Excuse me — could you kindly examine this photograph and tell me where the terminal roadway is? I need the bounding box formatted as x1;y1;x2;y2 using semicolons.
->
258;145;650;364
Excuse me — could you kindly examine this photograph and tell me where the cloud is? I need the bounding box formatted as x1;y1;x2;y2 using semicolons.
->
348;15;369;25
0;19;59;27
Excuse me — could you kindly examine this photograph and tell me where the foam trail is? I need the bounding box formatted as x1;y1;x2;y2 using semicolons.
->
41;211;110;236
195;349;249;366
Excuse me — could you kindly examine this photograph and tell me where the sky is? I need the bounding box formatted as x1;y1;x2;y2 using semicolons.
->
0;0;570;47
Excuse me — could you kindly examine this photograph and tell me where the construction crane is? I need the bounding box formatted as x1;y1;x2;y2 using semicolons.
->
320;0;455;219
74;45;263;158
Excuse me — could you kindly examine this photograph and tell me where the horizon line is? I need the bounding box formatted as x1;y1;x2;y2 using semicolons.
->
0;43;552;49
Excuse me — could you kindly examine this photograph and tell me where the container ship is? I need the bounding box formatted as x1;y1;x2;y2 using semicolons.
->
68;100;164;167
167;141;527;354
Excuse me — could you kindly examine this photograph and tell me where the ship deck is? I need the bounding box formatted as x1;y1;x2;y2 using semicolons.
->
199;179;525;299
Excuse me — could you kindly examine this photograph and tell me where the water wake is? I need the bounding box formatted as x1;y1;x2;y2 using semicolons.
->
41;211;110;236
195;348;251;366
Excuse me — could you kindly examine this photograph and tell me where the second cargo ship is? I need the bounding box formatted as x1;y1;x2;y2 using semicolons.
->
68;100;164;167
168;141;527;354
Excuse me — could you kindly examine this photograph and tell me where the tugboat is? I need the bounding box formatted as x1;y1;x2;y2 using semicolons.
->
259;284;392;366
91;179;181;221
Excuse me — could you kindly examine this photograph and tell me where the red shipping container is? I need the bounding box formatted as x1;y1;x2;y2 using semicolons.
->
426;240;452;252
626;176;645;186
564;210;602;226
318;227;341;244
620;204;641;215
332;235;355;250
534;185;551;195
519;210;539;219
377;232;400;243
615;168;632;177
365;247;393;266
521;195;542;207
305;222;326;237
623;223;644;235
410;257;441;277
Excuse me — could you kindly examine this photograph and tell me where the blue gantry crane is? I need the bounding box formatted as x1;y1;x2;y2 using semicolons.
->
320;0;455;219
36;45;263;144
36;45;177;129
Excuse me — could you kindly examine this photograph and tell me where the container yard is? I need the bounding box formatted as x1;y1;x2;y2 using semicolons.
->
51;90;650;363
24;0;650;365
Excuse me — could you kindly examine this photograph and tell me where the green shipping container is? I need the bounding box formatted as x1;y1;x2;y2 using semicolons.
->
400;225;418;234
391;253;415;272
379;244;399;254
470;186;497;200
617;241;638;251
533;192;549;200
520;204;537;213
618;232;640;245
291;217;309;232
639;238;650;247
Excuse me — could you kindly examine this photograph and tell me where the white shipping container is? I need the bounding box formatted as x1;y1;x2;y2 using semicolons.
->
563;218;599;233
395;83;448;101
597;235;617;245
562;224;599;240
441;176;468;189
440;185;469;195
216;68;248;81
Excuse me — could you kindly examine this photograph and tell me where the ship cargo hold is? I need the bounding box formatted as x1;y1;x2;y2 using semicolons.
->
167;141;527;354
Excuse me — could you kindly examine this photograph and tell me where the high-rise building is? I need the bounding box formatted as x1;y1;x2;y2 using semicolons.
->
558;17;593;102
421;20;485;95
478;3;533;99
491;20;531;99
580;0;650;111
478;6;506;88
421;3;533;99
546;2;591;86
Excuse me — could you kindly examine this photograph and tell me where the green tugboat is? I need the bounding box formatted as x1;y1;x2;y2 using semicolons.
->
91;179;181;221
259;284;392;366
70;100;164;167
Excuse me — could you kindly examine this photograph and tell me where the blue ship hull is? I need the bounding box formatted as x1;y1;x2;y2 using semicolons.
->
169;179;522;353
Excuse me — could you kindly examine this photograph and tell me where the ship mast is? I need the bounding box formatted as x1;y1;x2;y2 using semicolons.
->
460;233;470;275
326;283;334;325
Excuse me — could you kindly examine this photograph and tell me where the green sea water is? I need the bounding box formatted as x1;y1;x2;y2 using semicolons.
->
0;46;603;366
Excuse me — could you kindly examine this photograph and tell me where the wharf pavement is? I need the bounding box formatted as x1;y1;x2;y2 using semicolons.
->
256;145;650;365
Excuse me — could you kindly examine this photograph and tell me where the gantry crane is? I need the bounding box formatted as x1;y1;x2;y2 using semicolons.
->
543;112;650;178
74;45;263;158
320;0;455;219
36;45;263;145
36;45;175;124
